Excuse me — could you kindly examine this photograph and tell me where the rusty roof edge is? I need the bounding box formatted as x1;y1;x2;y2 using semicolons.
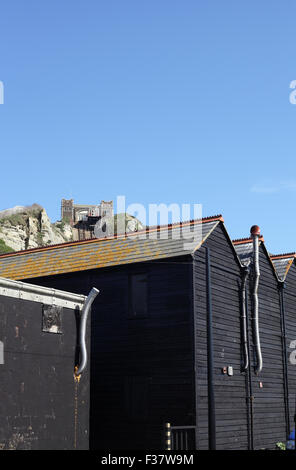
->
192;220;221;253
232;236;265;245
283;258;295;280
271;255;296;281
0;214;224;259
270;253;296;260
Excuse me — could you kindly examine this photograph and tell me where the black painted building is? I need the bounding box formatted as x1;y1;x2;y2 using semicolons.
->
0;216;293;450
233;235;288;449
271;252;296;438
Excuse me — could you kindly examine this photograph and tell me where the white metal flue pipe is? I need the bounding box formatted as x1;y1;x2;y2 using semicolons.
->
251;225;263;375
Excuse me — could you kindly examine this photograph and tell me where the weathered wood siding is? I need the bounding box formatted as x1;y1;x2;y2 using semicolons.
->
194;224;248;450
246;246;286;449
281;262;296;433
26;257;194;450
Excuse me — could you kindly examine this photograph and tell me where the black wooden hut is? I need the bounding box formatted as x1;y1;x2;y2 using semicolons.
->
0;216;289;450
271;252;296;438
0;276;89;449
233;233;288;449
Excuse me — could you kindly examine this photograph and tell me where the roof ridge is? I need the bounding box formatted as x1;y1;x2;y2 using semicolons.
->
232;236;265;245
270;253;296;260
0;214;224;259
146;214;223;231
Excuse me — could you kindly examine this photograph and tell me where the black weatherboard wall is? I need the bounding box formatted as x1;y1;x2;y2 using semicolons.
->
0;278;89;450
193;224;248;450
271;254;296;437
24;256;195;449
90;258;194;449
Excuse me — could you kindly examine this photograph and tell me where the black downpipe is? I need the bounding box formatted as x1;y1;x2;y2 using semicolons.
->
294;401;296;451
206;247;216;450
244;269;254;451
279;282;290;439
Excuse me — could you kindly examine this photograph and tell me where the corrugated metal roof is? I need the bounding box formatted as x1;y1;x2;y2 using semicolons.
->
0;216;222;280
270;253;296;281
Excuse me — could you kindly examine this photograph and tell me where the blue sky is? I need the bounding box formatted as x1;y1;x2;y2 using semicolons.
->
0;1;296;254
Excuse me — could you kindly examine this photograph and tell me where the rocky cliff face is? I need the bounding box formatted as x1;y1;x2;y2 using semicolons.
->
0;204;145;254
0;205;73;253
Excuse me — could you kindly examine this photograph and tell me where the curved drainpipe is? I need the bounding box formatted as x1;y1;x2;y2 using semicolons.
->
75;287;100;376
251;225;263;375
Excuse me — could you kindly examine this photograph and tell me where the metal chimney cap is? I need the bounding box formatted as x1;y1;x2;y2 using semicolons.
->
250;225;261;236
